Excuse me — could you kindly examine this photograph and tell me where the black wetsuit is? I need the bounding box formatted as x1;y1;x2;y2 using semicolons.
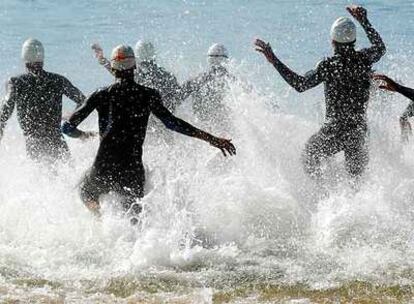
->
396;85;414;119
270;19;386;178
180;65;232;123
100;58;180;112
62;77;206;213
0;69;85;161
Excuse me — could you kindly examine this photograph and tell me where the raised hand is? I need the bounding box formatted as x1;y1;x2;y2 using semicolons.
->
372;74;399;92
91;43;104;59
254;38;277;65
346;5;368;23
209;137;236;157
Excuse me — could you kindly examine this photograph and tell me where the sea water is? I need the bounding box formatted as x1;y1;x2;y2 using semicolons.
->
1;0;414;303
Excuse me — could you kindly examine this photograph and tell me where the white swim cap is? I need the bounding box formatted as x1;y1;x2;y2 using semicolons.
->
330;17;357;44
207;43;228;66
135;40;155;63
22;38;44;63
110;45;136;71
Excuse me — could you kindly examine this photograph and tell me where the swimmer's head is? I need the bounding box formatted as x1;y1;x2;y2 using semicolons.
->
111;44;136;78
110;44;136;71
135;40;156;64
207;43;229;67
331;17;356;44
22;38;44;69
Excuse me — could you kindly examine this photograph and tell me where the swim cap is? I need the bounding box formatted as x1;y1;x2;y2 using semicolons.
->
22;38;44;63
135;40;155;63
207;43;228;66
330;17;356;44
110;45;136;71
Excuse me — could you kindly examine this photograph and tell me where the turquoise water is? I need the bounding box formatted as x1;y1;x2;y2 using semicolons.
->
1;0;413;117
1;0;413;87
1;0;414;303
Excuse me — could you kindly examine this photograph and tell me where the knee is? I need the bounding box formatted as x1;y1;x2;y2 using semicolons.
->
80;181;98;205
79;182;101;216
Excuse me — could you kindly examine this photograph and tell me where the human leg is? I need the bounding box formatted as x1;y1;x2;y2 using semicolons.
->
344;128;369;178
302;126;342;180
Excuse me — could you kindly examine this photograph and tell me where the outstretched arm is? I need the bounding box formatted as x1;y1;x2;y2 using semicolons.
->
347;5;386;63
161;71;181;100
61;76;86;107
159;71;183;111
0;80;17;142
91;43;114;75
373;74;414;118
373;74;414;142
254;39;324;93
150;92;236;156
394;85;414;119
398;86;414;119
61;91;99;139
179;77;201;101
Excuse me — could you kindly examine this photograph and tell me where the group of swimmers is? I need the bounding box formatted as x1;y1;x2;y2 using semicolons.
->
0;5;413;223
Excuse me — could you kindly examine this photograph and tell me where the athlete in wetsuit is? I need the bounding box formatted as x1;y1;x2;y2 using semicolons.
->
0;39;86;162
373;74;414;142
92;41;181;113
180;44;234;123
62;45;236;220
255;5;386;180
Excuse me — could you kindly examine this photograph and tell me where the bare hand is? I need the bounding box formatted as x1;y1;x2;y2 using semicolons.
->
372;74;399;92
400;118;412;143
91;43;104;59
210;137;236;157
254;38;277;65
346;5;368;23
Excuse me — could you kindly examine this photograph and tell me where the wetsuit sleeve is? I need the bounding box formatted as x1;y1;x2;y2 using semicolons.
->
179;77;201;100
271;57;326;93
0;79;17;140
359;19;386;64
61;90;100;138
395;84;414;119
61;76;86;106
166;73;181;99
98;56;115;75
165;73;182;109
149;91;209;138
